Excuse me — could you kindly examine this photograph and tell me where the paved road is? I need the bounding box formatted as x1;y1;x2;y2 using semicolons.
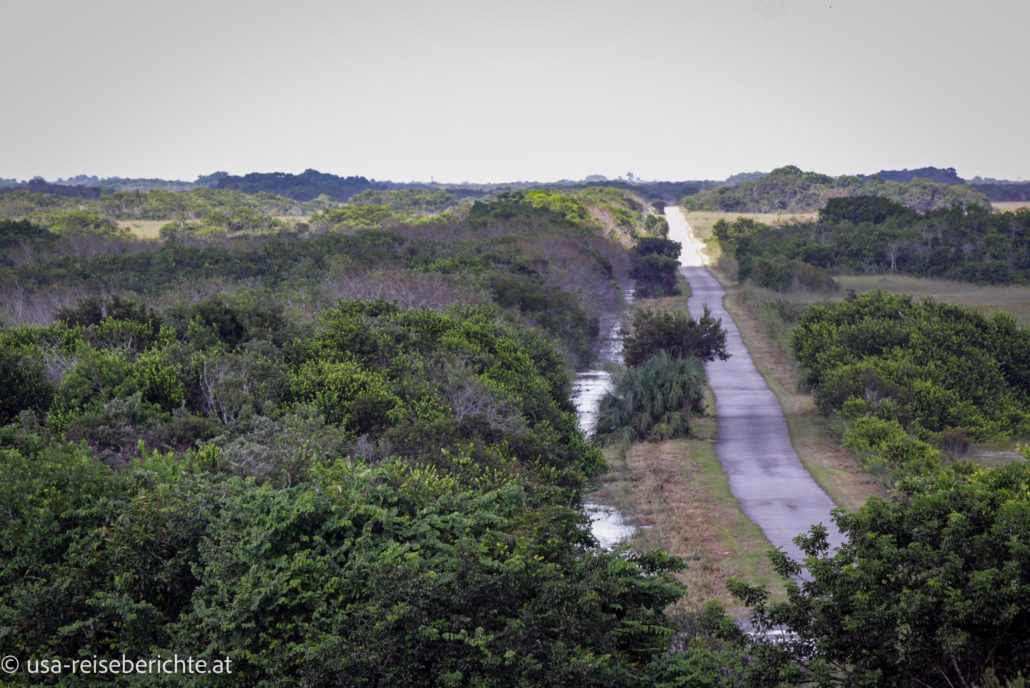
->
666;207;844;562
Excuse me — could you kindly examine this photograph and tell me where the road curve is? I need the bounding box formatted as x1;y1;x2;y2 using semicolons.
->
665;207;844;562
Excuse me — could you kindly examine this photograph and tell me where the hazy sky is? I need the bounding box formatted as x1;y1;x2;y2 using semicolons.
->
2;0;1027;183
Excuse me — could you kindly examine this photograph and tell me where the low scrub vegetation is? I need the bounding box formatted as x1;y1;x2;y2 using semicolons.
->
629;237;682;298
714;196;1030;287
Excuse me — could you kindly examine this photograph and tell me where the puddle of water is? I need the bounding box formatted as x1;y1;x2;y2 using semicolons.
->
582;502;634;549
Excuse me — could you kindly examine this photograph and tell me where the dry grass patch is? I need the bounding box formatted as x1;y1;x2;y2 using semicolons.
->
992;201;1030;212
833;274;1030;327
588;408;785;617
684;211;817;235
117;220;166;239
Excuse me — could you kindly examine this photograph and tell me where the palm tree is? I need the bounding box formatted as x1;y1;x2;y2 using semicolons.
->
594;351;706;445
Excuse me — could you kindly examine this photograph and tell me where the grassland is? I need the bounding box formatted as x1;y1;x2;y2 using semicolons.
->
835;274;1030;326
118;216;310;239
683;210;817;265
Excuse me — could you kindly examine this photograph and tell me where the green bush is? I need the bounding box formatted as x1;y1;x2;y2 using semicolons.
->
791;290;1030;444
622;306;729;368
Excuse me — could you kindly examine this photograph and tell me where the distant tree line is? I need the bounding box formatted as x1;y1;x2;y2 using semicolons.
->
715;196;1030;287
683;165;991;213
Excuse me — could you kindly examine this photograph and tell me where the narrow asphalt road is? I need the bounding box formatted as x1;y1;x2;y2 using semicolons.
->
665;207;844;562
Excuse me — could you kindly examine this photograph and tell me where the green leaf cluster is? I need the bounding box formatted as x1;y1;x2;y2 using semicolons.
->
594;351;706;444
0;433;688;687
630;238;682;298
622;306;729;369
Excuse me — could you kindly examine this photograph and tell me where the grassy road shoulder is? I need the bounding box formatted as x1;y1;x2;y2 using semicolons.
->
589;407;785;617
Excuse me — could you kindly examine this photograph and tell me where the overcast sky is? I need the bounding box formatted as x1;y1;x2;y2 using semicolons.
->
2;0;1027;183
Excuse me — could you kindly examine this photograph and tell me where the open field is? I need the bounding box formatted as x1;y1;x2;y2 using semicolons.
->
683;210;817;265
118;216;311;239
734;274;1030;329
117;219;166;239
835;274;1030;326
683;210;817;235
992;201;1030;212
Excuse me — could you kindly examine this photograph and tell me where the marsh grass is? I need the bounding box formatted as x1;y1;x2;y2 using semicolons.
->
833;274;1030;326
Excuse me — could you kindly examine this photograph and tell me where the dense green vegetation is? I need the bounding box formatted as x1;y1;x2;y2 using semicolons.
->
630;237;682;297
724;453;1030;687
1;192;632;366
213;168;383;201
1;295;697;686
684;165;990;213
791;290;1030;472
622;307;729;369
5;172;1029;685
971;180;1030;202
0;187;327;226
594;351;707;444
715;197;1030;287
0;190;732;685
349;188;460;214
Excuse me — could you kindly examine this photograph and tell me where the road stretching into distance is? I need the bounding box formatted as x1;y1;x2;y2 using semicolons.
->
665;207;844;563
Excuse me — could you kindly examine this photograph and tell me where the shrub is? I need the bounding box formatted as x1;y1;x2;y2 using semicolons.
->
622;306;729;368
